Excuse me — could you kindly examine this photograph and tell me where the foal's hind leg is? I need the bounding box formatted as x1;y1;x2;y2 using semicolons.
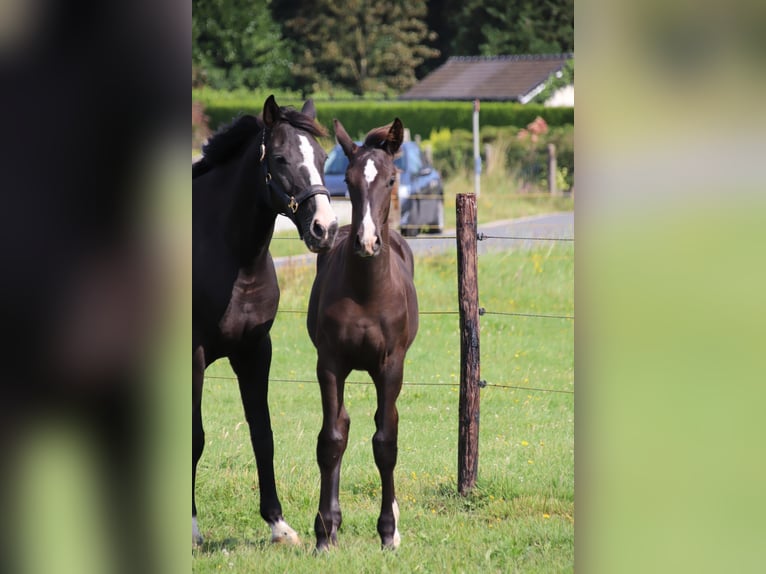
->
192;345;205;546
229;336;299;545
372;358;405;549
314;358;351;550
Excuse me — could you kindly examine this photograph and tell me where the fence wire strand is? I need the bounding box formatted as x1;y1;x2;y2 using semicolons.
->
277;308;573;320
203;374;573;395
273;232;573;242
477;233;573;242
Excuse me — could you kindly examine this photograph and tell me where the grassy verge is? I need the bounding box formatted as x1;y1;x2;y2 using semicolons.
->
193;245;574;572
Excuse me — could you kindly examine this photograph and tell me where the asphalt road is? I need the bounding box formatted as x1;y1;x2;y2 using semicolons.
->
273;210;573;268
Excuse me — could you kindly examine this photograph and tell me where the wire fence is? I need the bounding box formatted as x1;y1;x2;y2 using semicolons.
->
213;224;574;397
203;374;574;395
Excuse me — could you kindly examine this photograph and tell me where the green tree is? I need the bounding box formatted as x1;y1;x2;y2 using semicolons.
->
193;0;291;90
451;0;573;56
280;0;439;97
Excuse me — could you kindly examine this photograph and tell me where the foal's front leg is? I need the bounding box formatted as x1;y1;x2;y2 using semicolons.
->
372;358;405;549
230;337;299;544
315;358;351;550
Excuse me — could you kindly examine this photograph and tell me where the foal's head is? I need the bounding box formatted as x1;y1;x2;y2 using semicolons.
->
334;118;404;257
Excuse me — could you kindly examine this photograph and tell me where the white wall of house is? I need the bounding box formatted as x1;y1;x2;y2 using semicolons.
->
544;84;574;107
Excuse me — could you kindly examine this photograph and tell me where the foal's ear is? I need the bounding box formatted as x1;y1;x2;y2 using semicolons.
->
301;99;317;120
384;118;404;156
263;95;281;128
334;118;357;158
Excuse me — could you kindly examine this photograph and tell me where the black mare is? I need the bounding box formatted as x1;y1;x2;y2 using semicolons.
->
307;118;419;550
193;95;338;546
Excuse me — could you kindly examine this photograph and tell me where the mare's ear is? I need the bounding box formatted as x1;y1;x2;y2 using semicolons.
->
384;118;404;156
301;99;317;120
263;95;280;128
334;118;357;158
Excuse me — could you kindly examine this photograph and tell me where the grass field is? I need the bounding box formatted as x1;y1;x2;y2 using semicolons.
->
193;242;574;573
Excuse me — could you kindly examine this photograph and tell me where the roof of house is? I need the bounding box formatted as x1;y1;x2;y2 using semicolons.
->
400;53;573;103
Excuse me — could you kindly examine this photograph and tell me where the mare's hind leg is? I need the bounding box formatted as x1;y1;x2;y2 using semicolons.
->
192;345;205;546
229;336;299;544
371;358;405;549
314;358;351;550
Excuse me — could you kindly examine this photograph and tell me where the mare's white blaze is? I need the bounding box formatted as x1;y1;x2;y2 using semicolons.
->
297;134;324;186
313;193;337;232
360;202;377;254
192;516;202;545
392;499;401;548
297;134;337;232
364;158;378;183
270;519;300;545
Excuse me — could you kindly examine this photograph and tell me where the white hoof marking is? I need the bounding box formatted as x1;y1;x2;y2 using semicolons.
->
392;499;401;548
270;519;300;545
192;516;203;546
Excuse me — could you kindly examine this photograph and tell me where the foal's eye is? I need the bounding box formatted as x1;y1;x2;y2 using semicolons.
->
273;155;287;165
388;177;396;187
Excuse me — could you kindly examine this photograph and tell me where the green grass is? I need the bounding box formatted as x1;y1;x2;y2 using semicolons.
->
193;245;574;572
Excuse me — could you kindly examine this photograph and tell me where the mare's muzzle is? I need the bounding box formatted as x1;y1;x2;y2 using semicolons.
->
268;175;338;251
260;135;338;251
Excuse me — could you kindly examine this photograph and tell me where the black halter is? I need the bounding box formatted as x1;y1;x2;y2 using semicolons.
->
259;128;331;219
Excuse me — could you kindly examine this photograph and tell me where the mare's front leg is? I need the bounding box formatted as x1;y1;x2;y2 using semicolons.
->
372;357;405;549
314;356;351;550
229;335;299;544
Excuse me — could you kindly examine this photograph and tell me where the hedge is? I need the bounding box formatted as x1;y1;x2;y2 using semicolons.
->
194;91;573;140
426;125;574;191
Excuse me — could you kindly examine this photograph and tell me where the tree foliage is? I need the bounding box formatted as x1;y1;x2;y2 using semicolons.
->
453;0;574;56
192;0;291;90
192;0;574;95
280;0;439;97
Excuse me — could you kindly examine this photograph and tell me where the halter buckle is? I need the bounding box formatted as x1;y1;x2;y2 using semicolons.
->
288;196;299;213
260;144;266;162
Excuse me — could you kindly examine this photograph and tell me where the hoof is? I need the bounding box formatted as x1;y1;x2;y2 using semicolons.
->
270;519;300;545
381;499;401;549
192;516;204;547
382;531;401;551
314;540;336;554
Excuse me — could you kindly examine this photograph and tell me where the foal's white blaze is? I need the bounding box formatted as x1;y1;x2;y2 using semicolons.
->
270;519;300;545
360;201;377;254
359;158;379;254
364;157;378;183
392;499;401;548
297;134;337;233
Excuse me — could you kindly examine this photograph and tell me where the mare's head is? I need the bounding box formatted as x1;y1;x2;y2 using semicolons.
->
261;95;338;252
334;117;404;257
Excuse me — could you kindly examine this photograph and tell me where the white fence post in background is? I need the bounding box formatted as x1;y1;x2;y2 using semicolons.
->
473;99;481;197
548;143;557;195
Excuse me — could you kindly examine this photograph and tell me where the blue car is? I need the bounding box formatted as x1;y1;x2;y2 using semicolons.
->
324;140;444;236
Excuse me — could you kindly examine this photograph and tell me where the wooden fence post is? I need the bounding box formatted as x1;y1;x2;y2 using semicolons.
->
456;193;481;495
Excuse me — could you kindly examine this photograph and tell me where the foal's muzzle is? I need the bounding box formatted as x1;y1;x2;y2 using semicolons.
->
353;231;382;257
